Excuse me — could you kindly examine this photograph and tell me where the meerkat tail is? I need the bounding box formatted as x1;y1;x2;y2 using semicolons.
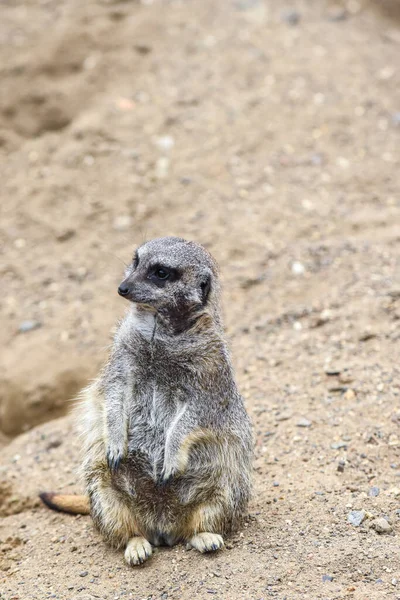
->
39;492;90;515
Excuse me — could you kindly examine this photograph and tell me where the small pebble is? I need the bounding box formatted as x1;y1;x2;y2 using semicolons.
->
368;486;380;497
339;371;354;384
212;570;221;577
291;261;305;275
337;460;346;473
14;237;26;248
310;310;332;328
79;571;89;577
56;229;75;242
326;6;347;21
155;135;175;151
155;156;170;178
344;388;356;401
371;518;392;534
281;9;301;26
276;412;292;422
328;385;347;393
273;481;280;487
113;215;132;231
18;320;42;333
347;510;366;526
234;0;261;9
325;367;341;376
331;442;347;450
297;418;312;428
322;574;334;582
134;44;151;55
359;330;377;341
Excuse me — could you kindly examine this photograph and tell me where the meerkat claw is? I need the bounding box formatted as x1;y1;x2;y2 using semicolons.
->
189;533;225;554
160;465;176;485
159;475;172;487
124;537;153;566
106;447;124;472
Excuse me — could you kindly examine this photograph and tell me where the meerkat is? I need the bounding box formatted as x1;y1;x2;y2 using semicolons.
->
40;236;253;566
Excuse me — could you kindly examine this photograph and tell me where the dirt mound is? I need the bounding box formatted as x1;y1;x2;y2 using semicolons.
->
0;357;90;436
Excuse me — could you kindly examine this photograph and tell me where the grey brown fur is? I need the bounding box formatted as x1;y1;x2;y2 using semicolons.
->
75;237;253;566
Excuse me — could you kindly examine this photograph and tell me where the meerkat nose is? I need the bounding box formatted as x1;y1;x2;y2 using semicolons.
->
118;284;130;297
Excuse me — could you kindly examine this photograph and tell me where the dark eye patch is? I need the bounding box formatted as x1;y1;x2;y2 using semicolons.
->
147;264;179;287
200;276;211;304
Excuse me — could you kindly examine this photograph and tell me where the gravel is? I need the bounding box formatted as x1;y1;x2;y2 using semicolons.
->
331;442;348;450
291;261;305;275
18;320;42;333
337;460;346;473
326;6;347;22
370;518;392;534
112;215;132;231
347;510;366;526
296;418;312;428
281;10;301;26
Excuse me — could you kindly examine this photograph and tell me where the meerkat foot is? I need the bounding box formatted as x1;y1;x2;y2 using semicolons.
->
189;533;224;554
124;537;153;566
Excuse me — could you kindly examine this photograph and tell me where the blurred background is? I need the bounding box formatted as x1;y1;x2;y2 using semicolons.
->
0;1;399;595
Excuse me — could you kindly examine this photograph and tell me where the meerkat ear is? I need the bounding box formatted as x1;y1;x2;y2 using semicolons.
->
200;270;212;305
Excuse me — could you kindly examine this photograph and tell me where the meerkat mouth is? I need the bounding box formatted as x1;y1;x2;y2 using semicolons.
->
135;303;157;313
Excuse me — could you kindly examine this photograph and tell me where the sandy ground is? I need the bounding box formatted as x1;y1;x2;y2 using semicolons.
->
0;0;400;598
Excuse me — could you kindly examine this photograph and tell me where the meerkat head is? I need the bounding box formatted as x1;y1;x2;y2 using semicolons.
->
118;237;220;333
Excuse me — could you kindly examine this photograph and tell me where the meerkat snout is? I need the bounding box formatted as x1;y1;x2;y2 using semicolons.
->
117;283;130;297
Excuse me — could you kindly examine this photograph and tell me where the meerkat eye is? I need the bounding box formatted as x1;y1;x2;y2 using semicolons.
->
155;268;169;280
132;251;139;269
200;275;211;304
148;265;179;286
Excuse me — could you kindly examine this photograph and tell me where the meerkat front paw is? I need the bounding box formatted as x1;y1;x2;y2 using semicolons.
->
106;442;126;472
124;537;153;566
189;532;224;553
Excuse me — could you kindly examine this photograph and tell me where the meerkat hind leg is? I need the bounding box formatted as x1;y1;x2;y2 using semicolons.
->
124;536;153;566
189;532;224;553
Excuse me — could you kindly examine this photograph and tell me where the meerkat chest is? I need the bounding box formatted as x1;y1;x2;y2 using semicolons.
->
127;383;185;460
149;385;186;438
